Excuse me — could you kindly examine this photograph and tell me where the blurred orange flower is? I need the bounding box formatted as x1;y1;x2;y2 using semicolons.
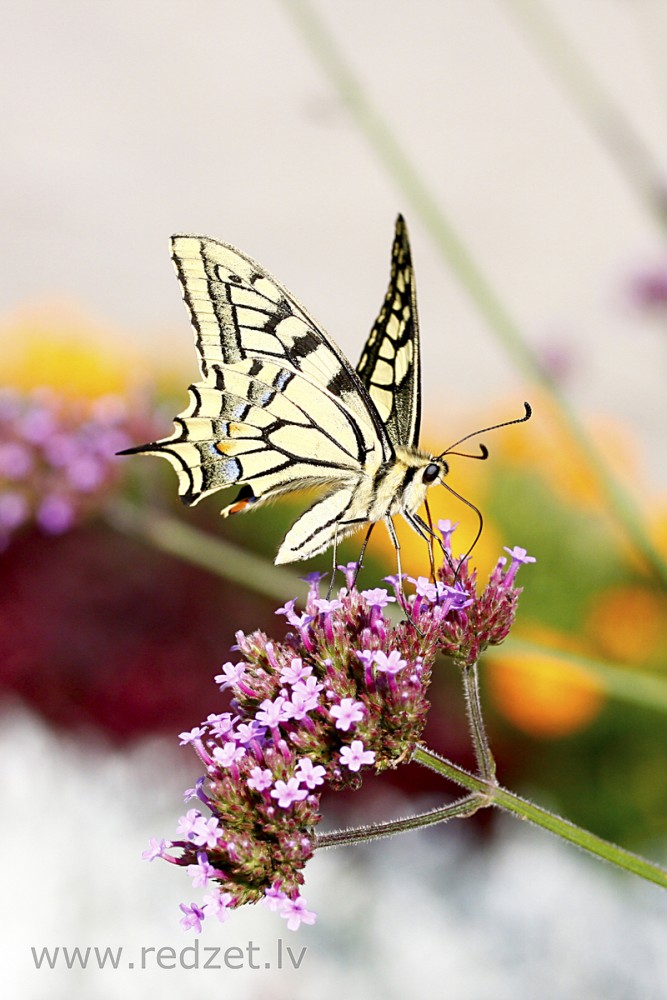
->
485;627;605;738
585;585;667;668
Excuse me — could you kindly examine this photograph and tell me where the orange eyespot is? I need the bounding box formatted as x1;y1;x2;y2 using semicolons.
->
225;498;252;516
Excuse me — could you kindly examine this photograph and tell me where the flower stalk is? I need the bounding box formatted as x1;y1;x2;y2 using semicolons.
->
313;612;667;890
316;793;485;849
412;746;667;890
459;659;496;783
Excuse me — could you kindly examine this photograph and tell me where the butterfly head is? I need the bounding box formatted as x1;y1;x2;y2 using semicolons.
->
389;447;449;518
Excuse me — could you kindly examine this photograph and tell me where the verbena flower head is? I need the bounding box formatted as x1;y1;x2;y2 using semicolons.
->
0;387;157;548
147;527;534;933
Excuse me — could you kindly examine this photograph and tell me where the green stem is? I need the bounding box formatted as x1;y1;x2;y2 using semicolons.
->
281;0;544;387
413;746;667;890
107;504;667;715
282;0;667;590
460;660;496;781
316;793;484;849
502;0;667;229
104;499;304;603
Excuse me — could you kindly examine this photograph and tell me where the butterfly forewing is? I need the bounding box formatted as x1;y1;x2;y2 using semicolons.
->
356;214;421;448
172;235;393;458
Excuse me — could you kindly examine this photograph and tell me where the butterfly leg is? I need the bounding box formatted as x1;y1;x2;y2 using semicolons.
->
422;498;436;582
387;516;427;635
352;522;376;589
327;526;340;600
384;517;404;596
409;509;456;578
403;509;432;554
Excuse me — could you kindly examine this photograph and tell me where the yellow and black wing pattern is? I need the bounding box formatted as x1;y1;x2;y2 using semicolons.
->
123;217;426;563
356;214;420;448
124;231;402;560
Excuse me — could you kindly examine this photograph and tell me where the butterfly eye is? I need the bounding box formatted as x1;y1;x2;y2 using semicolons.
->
423;463;440;484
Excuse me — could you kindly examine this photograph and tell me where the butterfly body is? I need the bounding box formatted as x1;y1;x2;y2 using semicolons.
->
273;445;447;564
124;216;449;565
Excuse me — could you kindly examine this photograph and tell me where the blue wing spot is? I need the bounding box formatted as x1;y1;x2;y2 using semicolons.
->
273;369;293;392
221;457;242;482
233;401;250;420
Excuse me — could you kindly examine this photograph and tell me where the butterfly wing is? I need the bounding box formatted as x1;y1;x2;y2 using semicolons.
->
356;215;421;448
124;234;394;560
173;234;392;452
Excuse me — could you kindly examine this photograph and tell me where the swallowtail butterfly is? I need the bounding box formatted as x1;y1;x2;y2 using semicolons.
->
122;217;530;571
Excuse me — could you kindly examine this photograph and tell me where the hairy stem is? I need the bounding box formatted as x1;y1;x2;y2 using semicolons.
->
460;660;496;782
315;793;484;849
413;746;667;890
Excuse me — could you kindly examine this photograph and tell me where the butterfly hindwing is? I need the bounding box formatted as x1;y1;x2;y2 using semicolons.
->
356;215;421;448
145;353;379;506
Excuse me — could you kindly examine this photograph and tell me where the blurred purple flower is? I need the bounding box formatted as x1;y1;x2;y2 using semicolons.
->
0;388;158;546
631;262;667;310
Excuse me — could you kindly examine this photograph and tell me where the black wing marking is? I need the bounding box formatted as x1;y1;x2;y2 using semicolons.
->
124;355;379;510
356;215;421;448
121;234;394;522
171;234;394;463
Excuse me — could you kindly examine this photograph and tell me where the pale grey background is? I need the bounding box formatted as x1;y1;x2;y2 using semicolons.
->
1;0;666;483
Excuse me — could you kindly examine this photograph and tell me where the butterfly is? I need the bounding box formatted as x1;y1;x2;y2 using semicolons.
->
122;216;530;575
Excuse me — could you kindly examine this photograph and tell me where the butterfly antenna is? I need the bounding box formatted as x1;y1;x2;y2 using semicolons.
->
446;443;488;460
437;401;532;461
438;478;485;582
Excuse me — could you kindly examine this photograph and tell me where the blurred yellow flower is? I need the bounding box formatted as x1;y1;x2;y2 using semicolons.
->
650;502;667;561
0;303;145;398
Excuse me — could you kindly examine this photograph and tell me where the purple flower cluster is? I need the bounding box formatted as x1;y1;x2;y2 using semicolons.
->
0;387;153;548
145;525;535;934
394;521;537;667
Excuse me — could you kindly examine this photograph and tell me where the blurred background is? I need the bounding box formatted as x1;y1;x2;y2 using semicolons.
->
2;1;667;997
